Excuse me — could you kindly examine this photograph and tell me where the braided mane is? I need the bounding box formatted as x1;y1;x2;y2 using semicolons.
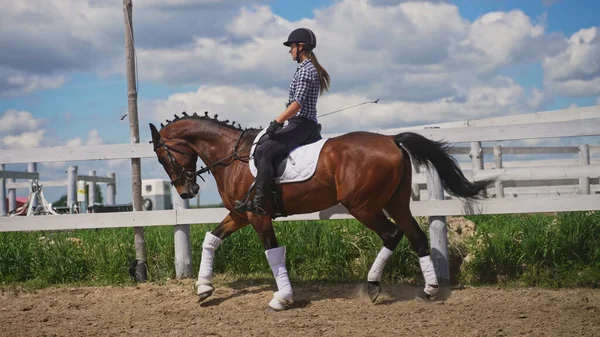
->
159;111;262;131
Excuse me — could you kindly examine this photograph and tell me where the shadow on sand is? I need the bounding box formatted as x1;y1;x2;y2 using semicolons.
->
200;277;454;310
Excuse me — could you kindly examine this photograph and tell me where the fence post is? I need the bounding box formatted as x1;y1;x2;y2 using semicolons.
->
493;145;504;198
1;164;6;216
172;186;193;278
28;162;38;209
470;141;486;197
88;170;97;206
67;165;78;213
579;144;590;195
425;167;450;285
411;164;421;201
107;172;116;205
8;178;15;214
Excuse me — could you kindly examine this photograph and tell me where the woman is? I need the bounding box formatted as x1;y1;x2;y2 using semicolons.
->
236;28;330;216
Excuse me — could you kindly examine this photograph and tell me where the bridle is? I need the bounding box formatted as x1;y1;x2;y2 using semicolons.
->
152;129;255;186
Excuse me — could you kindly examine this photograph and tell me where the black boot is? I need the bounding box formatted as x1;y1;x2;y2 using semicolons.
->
235;162;272;215
235;185;267;215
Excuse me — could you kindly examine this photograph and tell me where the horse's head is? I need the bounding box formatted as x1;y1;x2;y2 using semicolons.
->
149;123;200;199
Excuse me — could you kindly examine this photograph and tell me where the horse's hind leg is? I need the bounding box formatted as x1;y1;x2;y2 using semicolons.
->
196;212;249;302
346;207;404;303
384;200;439;298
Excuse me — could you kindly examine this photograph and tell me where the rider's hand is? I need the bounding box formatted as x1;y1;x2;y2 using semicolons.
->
266;120;283;136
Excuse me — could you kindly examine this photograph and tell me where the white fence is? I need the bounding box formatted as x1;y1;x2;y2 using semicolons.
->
1;105;599;282
0;165;116;216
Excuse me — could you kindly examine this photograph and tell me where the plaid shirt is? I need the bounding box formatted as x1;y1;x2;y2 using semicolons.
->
286;59;320;122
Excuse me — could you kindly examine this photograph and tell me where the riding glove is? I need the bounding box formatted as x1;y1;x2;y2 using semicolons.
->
266;120;284;136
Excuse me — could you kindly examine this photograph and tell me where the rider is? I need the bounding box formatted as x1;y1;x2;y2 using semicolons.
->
236;28;330;215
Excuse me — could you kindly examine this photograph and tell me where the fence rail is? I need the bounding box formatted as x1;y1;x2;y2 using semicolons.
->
1;194;598;232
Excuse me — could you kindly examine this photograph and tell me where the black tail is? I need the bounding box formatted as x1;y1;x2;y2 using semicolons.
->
395;132;494;200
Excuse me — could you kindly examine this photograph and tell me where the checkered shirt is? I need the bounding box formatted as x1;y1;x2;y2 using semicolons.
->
286;59;320;123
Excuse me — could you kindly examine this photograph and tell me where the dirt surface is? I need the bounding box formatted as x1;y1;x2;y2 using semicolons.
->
1;280;599;337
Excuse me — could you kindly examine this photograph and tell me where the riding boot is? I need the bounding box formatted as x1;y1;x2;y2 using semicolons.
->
235;162;272;216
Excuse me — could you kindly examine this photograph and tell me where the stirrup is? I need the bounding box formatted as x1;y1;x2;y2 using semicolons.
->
234;199;266;215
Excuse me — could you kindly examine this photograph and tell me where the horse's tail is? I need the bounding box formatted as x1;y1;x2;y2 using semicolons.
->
394;132;494;200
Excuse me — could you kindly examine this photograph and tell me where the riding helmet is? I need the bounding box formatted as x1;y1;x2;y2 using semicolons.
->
283;28;317;49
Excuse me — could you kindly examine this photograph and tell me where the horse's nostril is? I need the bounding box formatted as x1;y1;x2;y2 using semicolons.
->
180;193;192;199
191;184;200;194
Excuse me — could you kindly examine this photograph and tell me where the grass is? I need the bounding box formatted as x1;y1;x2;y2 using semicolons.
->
0;212;598;289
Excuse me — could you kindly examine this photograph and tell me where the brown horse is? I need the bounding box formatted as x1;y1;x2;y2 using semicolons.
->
149;112;493;311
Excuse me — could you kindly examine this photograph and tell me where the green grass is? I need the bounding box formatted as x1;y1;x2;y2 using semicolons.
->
1;212;599;289
462;211;600;287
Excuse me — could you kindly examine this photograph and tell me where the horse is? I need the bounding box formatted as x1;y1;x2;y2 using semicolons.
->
149;111;494;311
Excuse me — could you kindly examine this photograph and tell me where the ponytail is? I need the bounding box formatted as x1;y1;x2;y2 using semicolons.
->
309;51;330;96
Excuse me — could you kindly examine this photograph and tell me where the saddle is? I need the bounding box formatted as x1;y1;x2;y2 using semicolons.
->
250;123;323;218
264;123;323;178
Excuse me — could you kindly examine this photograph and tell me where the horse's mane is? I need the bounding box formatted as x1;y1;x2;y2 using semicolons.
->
159;111;261;132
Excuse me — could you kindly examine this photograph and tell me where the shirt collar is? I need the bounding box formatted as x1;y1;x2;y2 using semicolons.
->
297;59;312;70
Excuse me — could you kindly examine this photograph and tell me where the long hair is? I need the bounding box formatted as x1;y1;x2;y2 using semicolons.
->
308;51;330;95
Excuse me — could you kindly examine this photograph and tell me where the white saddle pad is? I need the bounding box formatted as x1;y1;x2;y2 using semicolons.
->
249;129;329;184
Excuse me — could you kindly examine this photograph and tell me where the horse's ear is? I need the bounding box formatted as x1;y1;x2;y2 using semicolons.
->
149;123;161;144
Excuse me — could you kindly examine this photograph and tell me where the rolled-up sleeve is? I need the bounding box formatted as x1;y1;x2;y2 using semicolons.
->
291;69;312;107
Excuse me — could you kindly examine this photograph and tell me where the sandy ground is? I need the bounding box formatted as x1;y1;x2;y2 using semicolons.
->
1;280;599;337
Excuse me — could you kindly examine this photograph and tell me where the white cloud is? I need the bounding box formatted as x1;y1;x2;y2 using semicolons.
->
0;110;48;150
130;1;564;106
543;27;600;96
66;138;83;148
86;129;104;146
0;0;270;96
0;69;65;97
527;88;545;109
64;129;105;147
143;85;286;130
143;76;532;134
3;130;46;149
0;109;44;134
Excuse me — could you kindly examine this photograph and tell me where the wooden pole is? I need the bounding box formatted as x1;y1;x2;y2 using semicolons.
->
425;168;450;285
579;144;590;195
0;164;6;216
123;0;147;282
172;186;193;278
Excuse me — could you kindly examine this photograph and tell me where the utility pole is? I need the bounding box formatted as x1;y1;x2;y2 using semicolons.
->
123;0;147;282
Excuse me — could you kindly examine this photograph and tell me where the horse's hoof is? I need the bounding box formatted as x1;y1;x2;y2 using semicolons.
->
367;281;381;303
267;297;291;311
264;306;279;313
197;291;212;303
415;290;437;302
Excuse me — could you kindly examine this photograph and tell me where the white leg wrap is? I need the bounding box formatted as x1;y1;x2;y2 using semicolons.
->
419;255;439;295
367;247;393;282
196;232;222;295
265;246;293;310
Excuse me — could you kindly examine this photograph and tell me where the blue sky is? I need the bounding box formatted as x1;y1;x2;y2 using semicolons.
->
1;0;599;207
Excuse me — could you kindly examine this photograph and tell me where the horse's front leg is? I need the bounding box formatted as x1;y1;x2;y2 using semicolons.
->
249;214;293;312
196;212;249;302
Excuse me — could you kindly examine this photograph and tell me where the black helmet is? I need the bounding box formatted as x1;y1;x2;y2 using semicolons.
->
283;28;317;49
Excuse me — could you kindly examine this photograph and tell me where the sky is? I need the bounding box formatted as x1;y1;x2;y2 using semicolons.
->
1;0;599;206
